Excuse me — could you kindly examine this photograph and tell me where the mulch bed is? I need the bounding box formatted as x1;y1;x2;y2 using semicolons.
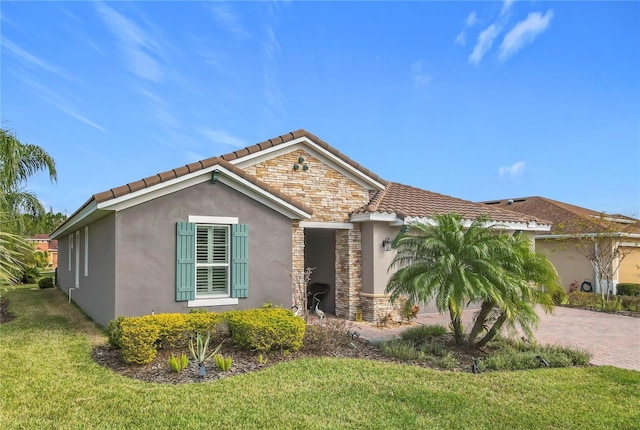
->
0;297;16;324
91;333;398;385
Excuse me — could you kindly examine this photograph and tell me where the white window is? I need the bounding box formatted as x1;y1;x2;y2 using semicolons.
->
68;234;72;271
75;231;80;288
195;224;230;297
84;226;89;277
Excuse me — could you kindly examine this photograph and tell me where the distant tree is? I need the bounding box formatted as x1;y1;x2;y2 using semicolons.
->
0;127;57;285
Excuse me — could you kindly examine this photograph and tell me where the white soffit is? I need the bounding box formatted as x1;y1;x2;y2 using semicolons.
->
230;137;386;191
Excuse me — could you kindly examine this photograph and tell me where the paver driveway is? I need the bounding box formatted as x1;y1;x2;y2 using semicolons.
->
351;306;640;371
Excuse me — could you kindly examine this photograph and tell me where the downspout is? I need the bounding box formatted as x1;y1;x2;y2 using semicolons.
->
68;287;77;303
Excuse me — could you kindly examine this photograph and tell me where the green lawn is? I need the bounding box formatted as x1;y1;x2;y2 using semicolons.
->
1;285;639;430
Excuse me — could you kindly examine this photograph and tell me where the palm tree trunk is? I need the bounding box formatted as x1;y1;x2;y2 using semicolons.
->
448;307;464;346
468;300;494;345
474;311;507;349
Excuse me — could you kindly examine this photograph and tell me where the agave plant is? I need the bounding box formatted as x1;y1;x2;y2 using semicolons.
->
188;333;223;376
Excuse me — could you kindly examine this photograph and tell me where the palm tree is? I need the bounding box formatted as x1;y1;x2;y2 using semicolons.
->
386;213;512;345
469;233;559;348
0;127;57;285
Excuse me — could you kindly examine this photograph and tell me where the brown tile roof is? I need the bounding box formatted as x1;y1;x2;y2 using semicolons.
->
481;196;640;235
357;182;543;224
219;129;388;187
56;155;314;235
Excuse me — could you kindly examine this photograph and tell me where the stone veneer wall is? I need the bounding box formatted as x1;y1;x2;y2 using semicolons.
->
335;228;362;319
244;148;372;318
360;294;405;322
243;149;371;223
291;222;305;307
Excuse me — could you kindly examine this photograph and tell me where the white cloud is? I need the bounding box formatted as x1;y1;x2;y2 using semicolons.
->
499;10;553;62
501;0;514;17
2;38;74;81
455;31;466;46
18;76;107;132
469;24;499;65
411;61;431;87
466;11;478;26
499;161;526;178
209;4;249;38
95;2;163;82
200;128;246;148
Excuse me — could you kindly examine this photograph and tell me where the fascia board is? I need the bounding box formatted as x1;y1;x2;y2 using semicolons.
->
96;164;311;220
350;212;399;223
50;200;98;239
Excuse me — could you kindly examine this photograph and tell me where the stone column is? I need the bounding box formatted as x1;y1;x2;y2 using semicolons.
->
335;227;362;319
291;222;305;307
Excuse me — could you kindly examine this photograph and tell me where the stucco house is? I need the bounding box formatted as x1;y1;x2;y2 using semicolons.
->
51;130;550;327
482;196;640;294
26;234;58;268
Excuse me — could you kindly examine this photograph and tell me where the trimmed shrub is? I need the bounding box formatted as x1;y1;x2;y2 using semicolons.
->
483;344;591;371
109;312;224;364
119;317;160;364
225;308;305;353
617;283;640;297
38;277;54;289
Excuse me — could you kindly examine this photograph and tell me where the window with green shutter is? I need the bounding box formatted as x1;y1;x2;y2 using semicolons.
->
176;220;248;302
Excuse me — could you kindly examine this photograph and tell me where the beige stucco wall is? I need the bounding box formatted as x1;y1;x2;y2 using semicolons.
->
537;238;594;291
243;148;372;222
619;246;640;283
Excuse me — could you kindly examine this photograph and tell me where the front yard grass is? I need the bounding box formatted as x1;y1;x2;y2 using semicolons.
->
1;285;639;430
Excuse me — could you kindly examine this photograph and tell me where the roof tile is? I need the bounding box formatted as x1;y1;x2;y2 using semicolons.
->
356;182;541;224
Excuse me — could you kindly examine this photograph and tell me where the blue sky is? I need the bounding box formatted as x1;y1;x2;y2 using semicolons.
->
2;1;639;218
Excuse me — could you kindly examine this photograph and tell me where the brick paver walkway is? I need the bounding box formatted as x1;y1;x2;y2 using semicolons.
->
348;306;640;371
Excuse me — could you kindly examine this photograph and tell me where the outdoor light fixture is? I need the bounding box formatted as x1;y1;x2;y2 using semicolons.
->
382;236;392;251
211;170;219;183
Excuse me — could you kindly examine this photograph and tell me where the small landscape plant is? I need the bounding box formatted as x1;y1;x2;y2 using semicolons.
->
168;353;189;373
214;354;232;371
189;333;222;366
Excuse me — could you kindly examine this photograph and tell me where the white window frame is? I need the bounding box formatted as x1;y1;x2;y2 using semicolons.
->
195;224;230;298
84;226;89;277
68;234;72;271
187;216;239;307
75;231;80;288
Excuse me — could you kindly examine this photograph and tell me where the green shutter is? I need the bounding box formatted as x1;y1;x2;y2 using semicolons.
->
176;222;195;301
231;224;249;298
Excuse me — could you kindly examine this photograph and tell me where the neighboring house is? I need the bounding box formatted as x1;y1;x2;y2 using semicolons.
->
26;234;58;268
482;196;640;294
50;130;550;327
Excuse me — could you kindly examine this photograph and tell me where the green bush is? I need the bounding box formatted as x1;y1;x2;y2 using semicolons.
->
567;291;601;308
483;344;591;371
551;289;568;305
400;325;447;344
119;317;160;364
109;312;223;364
38;277;54;289
21;266;40;284
620;295;640;312
617;283;640;297
225;308;305;353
